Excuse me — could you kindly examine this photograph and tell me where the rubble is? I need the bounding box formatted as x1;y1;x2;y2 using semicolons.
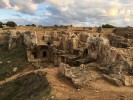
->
123;75;133;86
103;74;124;86
59;63;100;88
13;67;18;73
7;61;11;63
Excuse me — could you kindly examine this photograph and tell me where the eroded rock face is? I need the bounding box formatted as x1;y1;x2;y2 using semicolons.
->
3;27;133;88
87;36;110;62
23;31;37;49
73;34;133;87
59;63;99;88
103;74;124;86
51;29;133;87
113;28;133;39
108;33;129;48
87;36;129;65
124;76;133;86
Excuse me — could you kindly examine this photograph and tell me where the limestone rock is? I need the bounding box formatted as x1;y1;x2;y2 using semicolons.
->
59;63;95;88
13;67;18;72
103;74;124;86
0;61;2;64
124;76;133;86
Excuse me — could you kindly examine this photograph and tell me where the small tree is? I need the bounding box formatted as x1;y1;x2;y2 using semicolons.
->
0;21;3;28
6;21;17;27
31;24;36;27
54;25;58;27
26;24;30;26
60;25;64;27
102;24;116;28
70;25;73;27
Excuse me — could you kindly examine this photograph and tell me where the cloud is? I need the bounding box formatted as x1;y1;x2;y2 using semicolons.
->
0;0;38;15
9;0;38;15
39;0;133;26
33;0;46;3
12;14;22;17
1;0;133;26
0;0;10;8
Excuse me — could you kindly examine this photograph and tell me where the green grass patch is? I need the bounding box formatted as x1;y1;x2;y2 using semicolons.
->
0;46;29;80
0;72;51;100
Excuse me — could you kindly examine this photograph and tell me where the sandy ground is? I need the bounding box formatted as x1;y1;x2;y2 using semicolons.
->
1;66;133;100
44;67;133;100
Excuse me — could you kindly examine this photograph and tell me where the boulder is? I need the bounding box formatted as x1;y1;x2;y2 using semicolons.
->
103;74;124;86
123;76;133;86
13;67;18;73
59;63;95;88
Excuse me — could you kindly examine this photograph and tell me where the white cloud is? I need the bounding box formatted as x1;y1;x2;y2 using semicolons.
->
0;0;38;14
1;0;133;26
9;0;38;15
0;0;9;8
124;17;130;22
41;0;133;26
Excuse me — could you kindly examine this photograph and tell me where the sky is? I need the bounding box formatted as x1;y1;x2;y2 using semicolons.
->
0;0;133;26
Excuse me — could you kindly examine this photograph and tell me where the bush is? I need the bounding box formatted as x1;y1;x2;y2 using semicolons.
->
54;25;58;27
31;24;36;27
102;24;116;28
26;24;30;26
6;21;17;27
0;21;3;28
25;24;36;27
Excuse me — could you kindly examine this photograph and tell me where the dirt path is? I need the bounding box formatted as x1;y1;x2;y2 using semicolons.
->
0;69;44;85
1;67;133;100
44;67;133;100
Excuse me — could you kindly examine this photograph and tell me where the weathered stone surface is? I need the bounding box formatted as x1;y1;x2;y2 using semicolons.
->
103;74;124;86
113;28;133;39
1;27;133;88
59;63;99;88
124;76;133;86
13;67;18;73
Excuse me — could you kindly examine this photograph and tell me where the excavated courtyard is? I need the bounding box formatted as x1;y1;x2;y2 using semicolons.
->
0;26;133;100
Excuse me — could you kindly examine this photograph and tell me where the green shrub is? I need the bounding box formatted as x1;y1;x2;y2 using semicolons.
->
102;24;116;28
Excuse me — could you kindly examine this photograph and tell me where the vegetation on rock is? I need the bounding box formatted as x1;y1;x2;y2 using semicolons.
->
6;21;17;27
